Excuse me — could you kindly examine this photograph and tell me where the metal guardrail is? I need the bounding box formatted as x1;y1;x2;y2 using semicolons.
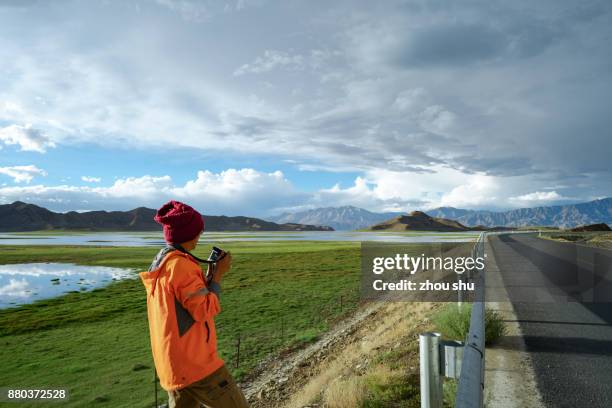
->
418;232;487;408
455;232;486;408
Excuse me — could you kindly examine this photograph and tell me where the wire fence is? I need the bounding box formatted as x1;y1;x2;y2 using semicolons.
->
215;287;361;373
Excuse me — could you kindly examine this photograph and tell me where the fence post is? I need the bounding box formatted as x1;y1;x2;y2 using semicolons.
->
234;333;241;368
153;368;158;408
281;315;285;342
457;272;463;308
419;332;443;408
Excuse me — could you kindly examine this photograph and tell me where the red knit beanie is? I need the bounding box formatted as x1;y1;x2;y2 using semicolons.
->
154;200;204;244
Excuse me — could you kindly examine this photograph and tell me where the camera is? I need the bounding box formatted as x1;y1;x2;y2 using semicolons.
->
208;246;224;263
205;246;225;284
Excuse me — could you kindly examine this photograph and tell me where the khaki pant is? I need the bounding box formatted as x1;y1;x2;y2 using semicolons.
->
168;365;249;408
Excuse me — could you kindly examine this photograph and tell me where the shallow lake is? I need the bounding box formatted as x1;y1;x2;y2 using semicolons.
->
0;231;480;246
0;263;134;308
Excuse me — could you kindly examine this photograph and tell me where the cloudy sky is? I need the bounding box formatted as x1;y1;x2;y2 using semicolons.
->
0;0;610;216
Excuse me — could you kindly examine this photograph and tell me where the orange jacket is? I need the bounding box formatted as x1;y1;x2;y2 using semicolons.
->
140;249;224;391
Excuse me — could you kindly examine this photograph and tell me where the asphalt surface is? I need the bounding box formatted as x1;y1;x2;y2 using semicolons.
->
488;234;612;408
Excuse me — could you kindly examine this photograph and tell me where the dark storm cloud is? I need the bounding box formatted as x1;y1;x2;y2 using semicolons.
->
449;156;536;177
391;23;508;67
1;0;611;210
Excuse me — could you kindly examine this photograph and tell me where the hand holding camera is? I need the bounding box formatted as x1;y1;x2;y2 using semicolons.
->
212;251;231;282
207;246;231;283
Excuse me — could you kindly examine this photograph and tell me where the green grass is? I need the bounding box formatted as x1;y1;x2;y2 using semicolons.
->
0;240;360;407
362;372;419;408
432;304;472;341
432;304;506;345
443;378;458;407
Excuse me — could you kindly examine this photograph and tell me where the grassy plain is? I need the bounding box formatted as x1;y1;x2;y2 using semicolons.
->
0;240;361;407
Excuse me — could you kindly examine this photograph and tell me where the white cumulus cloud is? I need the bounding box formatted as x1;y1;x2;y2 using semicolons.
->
509;191;567;206
0;165;47;183
81;176;101;183
0;124;55;153
0;168;304;216
0;166;588;215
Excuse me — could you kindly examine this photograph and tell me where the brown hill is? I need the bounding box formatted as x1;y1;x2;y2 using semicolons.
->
366;211;471;232
0;201;334;232
569;223;611;232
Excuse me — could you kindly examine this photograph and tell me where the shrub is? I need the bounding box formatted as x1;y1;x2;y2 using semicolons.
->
432;304;471;341
433;304;506;345
484;308;506;344
362;365;418;408
324;377;367;408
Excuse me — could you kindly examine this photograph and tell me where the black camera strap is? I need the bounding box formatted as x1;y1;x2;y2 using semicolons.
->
166;244;227;285
167;243;228;265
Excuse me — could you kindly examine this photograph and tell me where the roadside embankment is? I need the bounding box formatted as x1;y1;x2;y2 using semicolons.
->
243;300;450;408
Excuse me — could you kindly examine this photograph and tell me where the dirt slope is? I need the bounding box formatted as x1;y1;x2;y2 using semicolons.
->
241;301;436;407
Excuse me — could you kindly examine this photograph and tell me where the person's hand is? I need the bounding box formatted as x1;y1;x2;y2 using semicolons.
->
212;251;231;283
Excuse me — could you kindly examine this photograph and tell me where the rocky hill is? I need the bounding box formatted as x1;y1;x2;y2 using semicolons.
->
0;201;334;232
366;211;473;232
569;223;611;232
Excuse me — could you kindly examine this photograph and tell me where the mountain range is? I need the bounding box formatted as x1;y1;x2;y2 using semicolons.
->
269;206;403;231
0;201;334;232
269;198;612;230
426;198;612;228
2;197;610;232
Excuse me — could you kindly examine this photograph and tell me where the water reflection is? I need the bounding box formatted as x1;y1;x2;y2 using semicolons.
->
0;231;480;246
0;263;134;308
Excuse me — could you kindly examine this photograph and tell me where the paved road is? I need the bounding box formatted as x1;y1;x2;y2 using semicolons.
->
488;234;612;408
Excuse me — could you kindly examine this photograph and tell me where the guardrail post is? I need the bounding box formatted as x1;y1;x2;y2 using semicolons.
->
440;339;464;379
420;332;443;408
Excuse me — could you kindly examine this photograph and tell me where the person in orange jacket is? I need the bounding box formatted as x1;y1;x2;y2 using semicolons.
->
140;200;249;408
